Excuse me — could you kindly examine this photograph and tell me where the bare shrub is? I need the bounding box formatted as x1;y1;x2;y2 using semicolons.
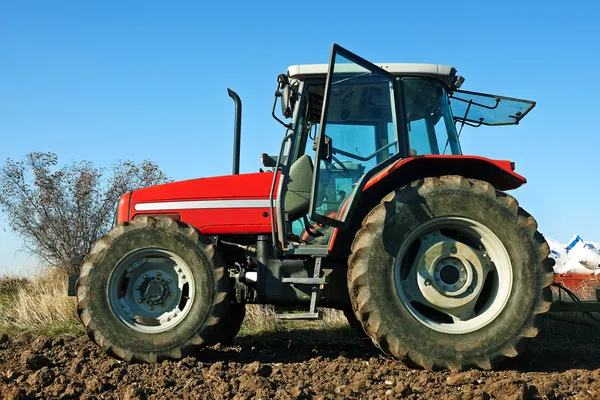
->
0;152;169;273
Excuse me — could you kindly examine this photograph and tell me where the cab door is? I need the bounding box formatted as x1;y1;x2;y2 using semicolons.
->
309;44;405;228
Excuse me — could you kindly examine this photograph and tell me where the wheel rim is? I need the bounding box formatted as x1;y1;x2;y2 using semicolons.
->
394;217;513;334
108;248;195;333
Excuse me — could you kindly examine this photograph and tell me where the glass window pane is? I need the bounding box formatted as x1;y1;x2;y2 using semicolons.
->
313;53;397;223
402;78;461;155
450;90;535;126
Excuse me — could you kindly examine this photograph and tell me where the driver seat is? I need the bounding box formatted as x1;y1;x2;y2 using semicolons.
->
284;154;314;222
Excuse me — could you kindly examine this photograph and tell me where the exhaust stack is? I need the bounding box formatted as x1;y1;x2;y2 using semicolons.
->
227;88;242;175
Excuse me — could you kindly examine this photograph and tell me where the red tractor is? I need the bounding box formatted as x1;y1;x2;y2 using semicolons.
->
69;45;554;370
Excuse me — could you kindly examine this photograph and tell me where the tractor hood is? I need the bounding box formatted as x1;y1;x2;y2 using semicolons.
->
117;171;277;235
131;171;275;207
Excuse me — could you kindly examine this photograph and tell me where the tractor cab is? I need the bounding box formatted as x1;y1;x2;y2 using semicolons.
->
270;45;535;253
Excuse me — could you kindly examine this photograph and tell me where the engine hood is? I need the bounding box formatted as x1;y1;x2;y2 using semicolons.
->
131;171;276;206
117;171;278;235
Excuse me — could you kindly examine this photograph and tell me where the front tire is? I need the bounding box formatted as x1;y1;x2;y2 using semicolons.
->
347;176;554;370
76;216;230;362
206;302;246;346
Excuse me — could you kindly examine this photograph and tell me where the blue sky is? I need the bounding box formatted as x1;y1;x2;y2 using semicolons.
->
1;1;599;274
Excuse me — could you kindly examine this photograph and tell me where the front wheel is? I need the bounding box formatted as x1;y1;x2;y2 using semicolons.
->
76;216;230;362
347;176;554;370
206;302;246;346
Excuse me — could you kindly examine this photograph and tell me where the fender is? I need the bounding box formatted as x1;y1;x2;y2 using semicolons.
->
329;155;527;255
364;155;526;192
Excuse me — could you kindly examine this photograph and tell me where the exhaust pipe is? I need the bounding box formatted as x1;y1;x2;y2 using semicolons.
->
227;88;242;175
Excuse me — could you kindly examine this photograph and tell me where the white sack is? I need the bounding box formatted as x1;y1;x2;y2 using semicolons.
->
547;238;567;274
567;235;600;269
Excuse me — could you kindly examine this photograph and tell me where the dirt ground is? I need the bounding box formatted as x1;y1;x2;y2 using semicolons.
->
1;324;600;400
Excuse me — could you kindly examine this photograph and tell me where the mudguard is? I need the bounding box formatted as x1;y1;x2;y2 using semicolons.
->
364;155;526;192
328;155;527;253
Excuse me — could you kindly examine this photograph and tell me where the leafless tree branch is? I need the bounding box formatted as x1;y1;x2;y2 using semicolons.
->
0;152;170;274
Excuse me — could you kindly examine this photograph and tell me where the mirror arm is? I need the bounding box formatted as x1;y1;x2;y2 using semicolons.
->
271;91;292;130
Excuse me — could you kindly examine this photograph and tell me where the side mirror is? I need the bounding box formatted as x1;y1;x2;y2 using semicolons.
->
278;74;294;119
272;75;295;129
281;85;292;118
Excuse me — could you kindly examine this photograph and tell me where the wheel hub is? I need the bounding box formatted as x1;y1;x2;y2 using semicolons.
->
432;256;469;293
413;233;489;309
440;265;460;285
395;217;514;334
140;277;170;305
109;248;195;333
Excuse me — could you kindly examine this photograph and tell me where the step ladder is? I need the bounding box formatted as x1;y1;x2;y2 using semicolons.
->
276;257;326;320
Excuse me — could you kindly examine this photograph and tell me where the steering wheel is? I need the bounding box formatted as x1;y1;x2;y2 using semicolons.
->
328;155;352;178
331;140;397;162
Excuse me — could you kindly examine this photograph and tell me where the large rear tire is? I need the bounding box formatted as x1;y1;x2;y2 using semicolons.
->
347;176;554;370
343;307;368;339
76;216;229;362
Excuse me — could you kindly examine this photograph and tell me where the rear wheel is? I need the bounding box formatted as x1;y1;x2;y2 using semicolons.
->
343;307;368;339
76;216;229;362
347;176;554;370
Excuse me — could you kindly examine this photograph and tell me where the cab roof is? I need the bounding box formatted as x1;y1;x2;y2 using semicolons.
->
287;63;463;89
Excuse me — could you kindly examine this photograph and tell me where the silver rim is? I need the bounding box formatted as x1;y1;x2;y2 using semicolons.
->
108;248;195;333
394;217;513;334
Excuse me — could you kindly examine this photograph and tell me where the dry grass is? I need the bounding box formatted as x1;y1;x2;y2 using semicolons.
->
0;274;30;296
239;305;354;345
241;304;279;335
0;269;82;336
240;305;349;335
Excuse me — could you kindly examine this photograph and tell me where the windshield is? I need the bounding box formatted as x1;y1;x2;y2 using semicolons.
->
400;77;461;155
450;90;536;126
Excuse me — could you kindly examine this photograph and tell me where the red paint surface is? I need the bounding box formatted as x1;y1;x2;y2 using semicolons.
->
117;192;131;223
554;274;600;302
118;172;278;235
364;155;526;191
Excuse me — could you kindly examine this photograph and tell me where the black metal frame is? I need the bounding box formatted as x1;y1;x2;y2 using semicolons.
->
307;44;408;230
269;81;333;255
